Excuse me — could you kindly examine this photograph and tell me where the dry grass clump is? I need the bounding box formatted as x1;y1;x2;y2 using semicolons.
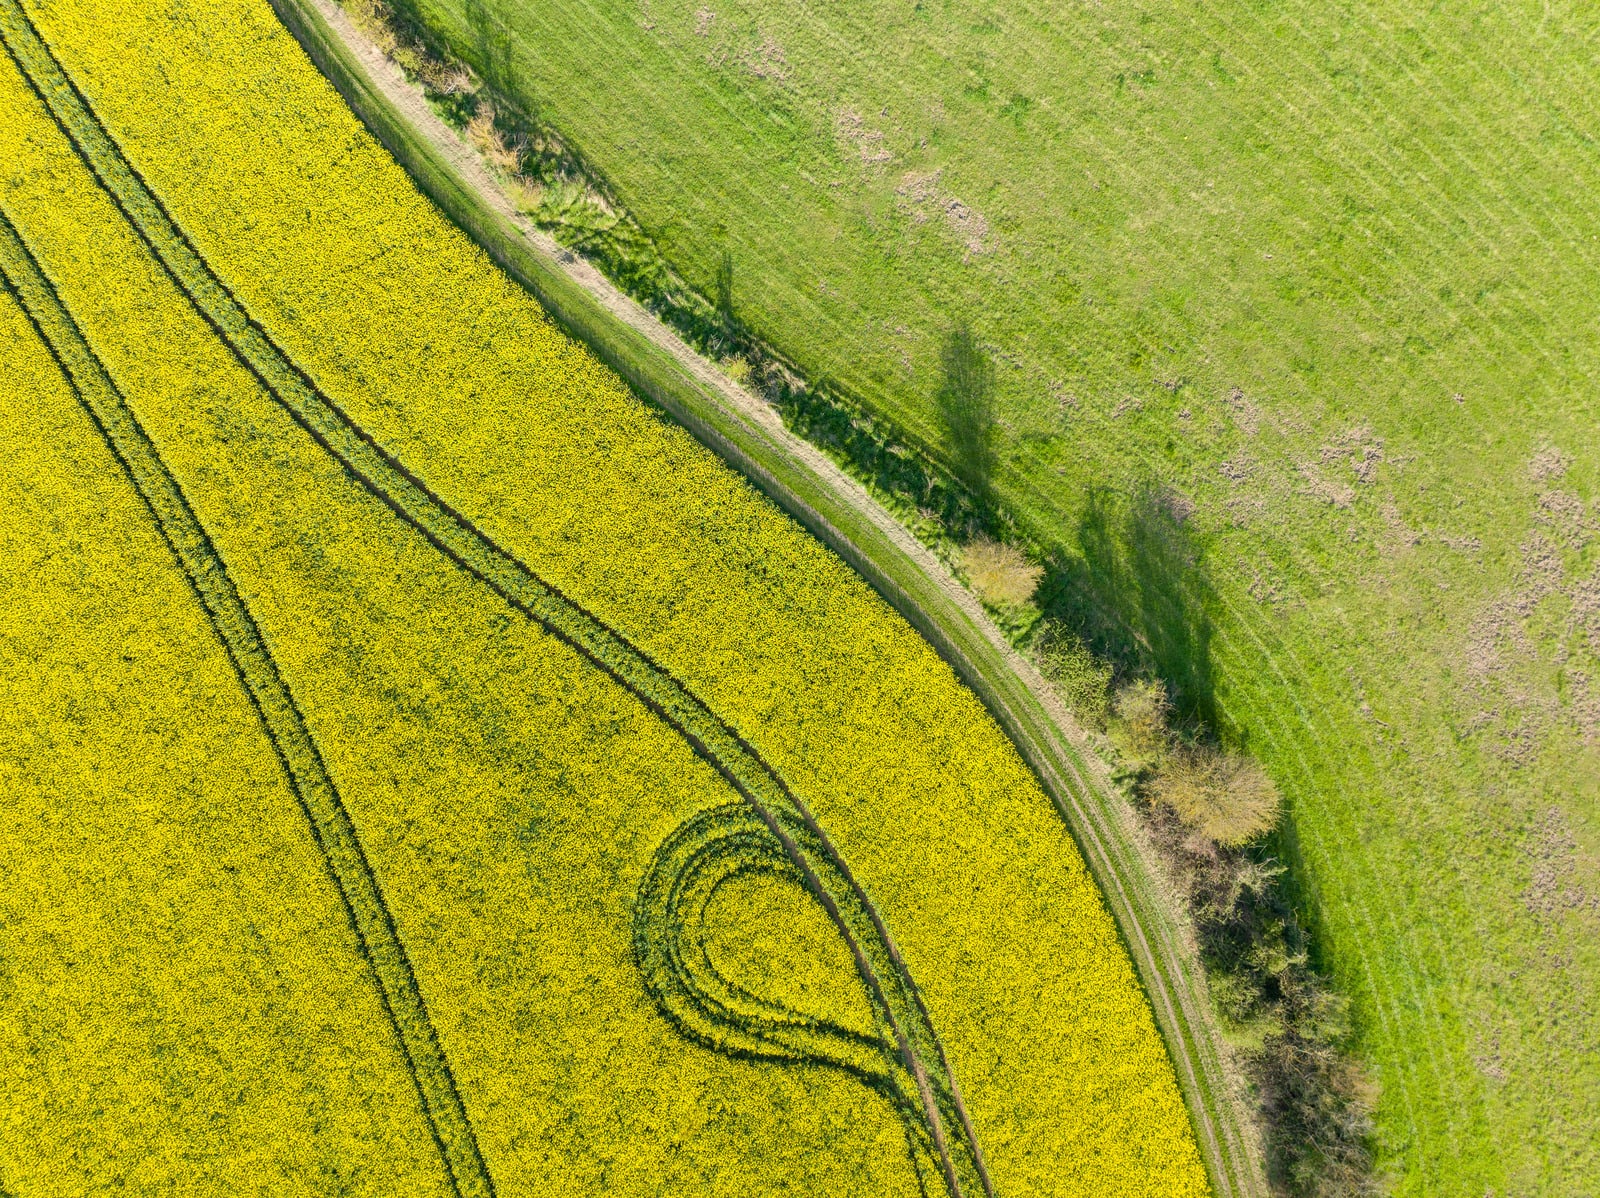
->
960;536;1041;607
502;175;543;214
466;104;527;174
1152;747;1281;847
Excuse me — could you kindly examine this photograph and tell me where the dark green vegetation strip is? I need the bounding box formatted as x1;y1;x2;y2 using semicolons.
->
0;6;989;1194
263;2;1267;1196
0;208;494;1198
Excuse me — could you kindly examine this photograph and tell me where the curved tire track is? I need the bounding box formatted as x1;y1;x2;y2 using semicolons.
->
634;802;946;1188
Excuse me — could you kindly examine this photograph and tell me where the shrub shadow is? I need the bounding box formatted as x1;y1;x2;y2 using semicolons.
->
1036;482;1218;729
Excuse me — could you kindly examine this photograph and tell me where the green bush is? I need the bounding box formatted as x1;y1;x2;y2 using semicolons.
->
1036;630;1113;729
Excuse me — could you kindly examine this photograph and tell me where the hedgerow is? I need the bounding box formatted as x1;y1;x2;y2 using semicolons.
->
1065;663;1378;1196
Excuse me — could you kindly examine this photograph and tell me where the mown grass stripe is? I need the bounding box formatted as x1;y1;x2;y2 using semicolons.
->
0;4;990;1193
0;207;494;1198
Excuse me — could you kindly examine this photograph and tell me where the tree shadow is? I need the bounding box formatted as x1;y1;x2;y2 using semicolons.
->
934;324;998;519
714;248;734;328
464;0;515;97
1037;482;1217;729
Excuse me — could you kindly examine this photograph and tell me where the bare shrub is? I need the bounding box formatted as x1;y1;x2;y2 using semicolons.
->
960;537;1040;607
1153;745;1281;846
431;62;477;96
1255;983;1380;1197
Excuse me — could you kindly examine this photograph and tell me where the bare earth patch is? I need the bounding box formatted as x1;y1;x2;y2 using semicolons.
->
895;167;992;255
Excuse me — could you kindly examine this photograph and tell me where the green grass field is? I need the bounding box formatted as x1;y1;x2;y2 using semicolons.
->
376;0;1600;1190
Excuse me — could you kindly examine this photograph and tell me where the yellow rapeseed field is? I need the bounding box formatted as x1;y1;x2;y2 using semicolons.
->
0;277;450;1196
0;0;1211;1193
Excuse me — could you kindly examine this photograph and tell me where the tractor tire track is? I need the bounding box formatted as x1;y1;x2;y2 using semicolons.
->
0;207;494;1198
633;802;944;1188
0;6;989;1195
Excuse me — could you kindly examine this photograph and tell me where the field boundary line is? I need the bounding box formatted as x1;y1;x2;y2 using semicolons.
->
266;1;1270;1194
0;206;494;1198
0;8;988;1192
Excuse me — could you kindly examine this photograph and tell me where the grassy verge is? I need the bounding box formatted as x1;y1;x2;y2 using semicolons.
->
266;1;1269;1194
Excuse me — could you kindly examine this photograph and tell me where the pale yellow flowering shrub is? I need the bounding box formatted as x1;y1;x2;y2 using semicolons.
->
960;536;1043;607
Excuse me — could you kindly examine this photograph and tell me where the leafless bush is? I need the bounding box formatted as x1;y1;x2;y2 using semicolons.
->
1113;677;1171;764
960;537;1041;607
1153;745;1281;846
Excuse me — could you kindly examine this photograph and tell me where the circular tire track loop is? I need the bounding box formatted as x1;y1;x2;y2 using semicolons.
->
0;6;990;1195
634;802;949;1191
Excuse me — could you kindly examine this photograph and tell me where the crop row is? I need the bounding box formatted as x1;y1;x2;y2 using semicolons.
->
0;6;987;1195
0;203;494;1198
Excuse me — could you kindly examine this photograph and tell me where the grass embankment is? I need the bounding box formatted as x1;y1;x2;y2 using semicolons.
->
336;0;1600;1191
0;0;1209;1192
